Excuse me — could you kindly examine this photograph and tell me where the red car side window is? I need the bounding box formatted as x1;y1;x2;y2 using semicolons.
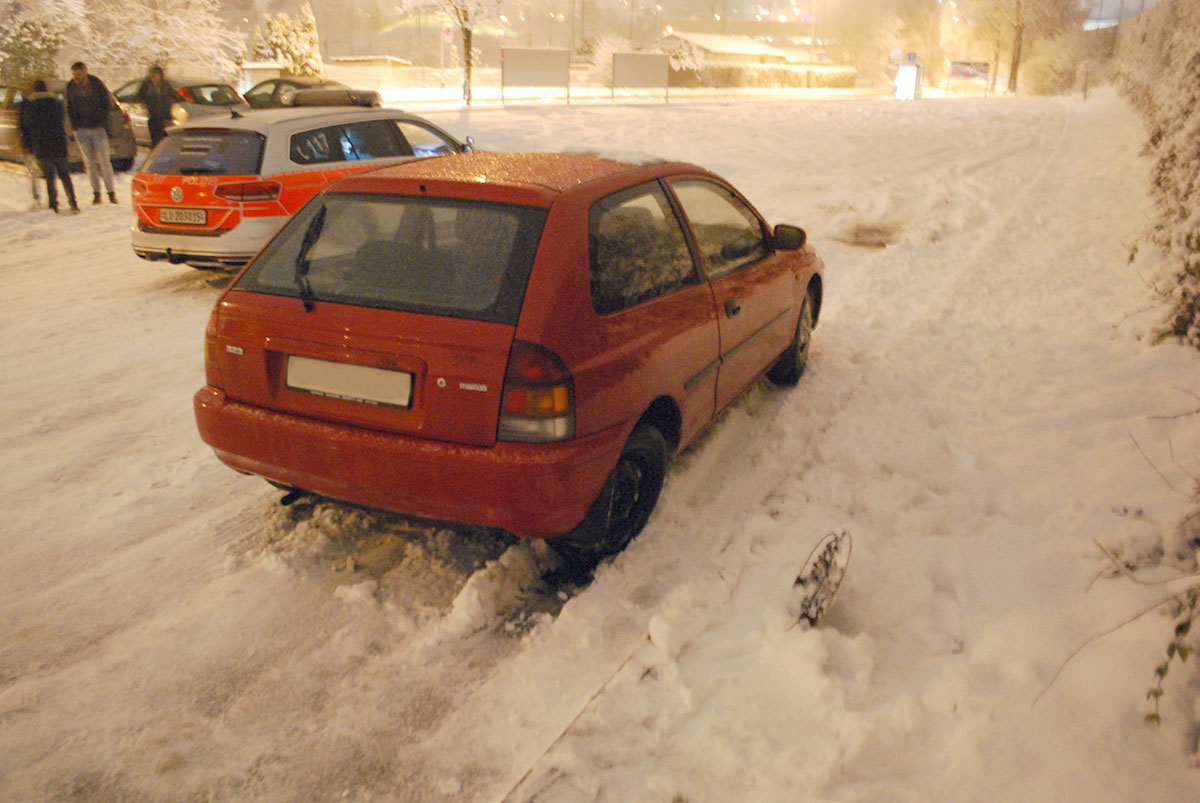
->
588;182;698;315
670;179;768;278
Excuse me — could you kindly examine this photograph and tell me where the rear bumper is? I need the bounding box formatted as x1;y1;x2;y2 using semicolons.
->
130;215;285;269
194;386;628;538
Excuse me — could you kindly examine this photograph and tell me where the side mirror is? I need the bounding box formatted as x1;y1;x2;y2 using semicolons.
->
774;224;806;250
462;135;475;153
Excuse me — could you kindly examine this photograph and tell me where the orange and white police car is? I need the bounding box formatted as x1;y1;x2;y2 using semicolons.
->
130;105;470;269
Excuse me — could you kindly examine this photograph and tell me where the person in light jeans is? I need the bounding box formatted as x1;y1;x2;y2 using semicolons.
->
25;152;40;206
65;61;117;204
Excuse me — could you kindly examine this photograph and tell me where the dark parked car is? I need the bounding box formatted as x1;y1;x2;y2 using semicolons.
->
194;152;825;561
114;79;250;147
243;76;380;109
0;79;137;172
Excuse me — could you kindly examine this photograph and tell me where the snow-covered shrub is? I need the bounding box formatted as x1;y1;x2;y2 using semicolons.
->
1020;37;1082;96
667;62;856;90
583;35;632;89
0;15;62;83
1116;0;1200;349
655;37;705;73
71;0;244;80
0;0;84;82
253;2;324;76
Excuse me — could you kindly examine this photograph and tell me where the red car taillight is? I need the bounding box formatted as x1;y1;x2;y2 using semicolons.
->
498;341;575;443
204;332;224;390
214;181;281;202
131;178;147;199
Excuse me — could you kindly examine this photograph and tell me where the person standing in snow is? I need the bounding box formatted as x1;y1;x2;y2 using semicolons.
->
65;61;118;205
134;65;176;148
18;79;80;214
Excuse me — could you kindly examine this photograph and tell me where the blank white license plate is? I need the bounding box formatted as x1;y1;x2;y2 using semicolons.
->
160;207;206;225
286;355;412;408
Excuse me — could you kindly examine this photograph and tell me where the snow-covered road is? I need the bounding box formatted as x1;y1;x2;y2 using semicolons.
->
2;89;1198;801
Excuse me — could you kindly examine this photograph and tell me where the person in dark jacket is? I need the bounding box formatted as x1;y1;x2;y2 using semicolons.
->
65;61;117;205
134;65;176;147
18;79;79;213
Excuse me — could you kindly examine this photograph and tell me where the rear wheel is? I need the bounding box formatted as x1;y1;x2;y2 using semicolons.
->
552;425;668;564
767;290;814;386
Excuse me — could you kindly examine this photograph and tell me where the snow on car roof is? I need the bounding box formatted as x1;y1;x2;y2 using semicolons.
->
171;106;421;136
330;151;706;200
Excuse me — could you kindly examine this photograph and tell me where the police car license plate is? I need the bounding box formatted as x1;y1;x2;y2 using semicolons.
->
160;208;206;225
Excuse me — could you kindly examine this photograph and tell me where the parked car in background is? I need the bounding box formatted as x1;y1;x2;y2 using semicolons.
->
194;152;825;562
130;106;471;269
243;76;380;109
0;79;137;172
114;79;250;147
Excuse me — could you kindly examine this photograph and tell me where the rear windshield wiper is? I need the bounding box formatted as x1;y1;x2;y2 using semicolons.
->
179;167;223;175
294;204;326;313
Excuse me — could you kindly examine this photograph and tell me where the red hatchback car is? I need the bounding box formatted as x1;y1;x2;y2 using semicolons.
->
195;152;824;559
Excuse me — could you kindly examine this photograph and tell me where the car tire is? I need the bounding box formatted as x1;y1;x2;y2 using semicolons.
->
767;290;814;387
112;158;134;173
552;424;669;564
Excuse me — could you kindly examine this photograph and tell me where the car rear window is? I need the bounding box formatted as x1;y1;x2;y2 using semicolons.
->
234;193;548;325
140;130;264;175
180;85;242;105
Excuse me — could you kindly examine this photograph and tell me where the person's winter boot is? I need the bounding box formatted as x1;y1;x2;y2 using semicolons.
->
92;192;101;205
108;191;118;204
49;204;58;213
69;199;80;213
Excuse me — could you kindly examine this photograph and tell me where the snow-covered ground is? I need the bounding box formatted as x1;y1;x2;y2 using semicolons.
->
2;88;1199;801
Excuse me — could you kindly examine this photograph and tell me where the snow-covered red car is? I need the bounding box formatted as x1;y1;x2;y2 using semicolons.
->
130;106;470;269
194;152;824;561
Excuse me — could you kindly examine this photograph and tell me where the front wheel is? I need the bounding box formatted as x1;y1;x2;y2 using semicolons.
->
552;425;668;564
767;290;814;386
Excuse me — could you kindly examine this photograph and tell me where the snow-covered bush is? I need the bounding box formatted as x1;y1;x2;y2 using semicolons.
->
1116;0;1200;349
253;2;324;76
655;37;705;73
583;35;632;89
1020;36;1083;96
0;15;63;84
77;0;244;80
0;0;83;82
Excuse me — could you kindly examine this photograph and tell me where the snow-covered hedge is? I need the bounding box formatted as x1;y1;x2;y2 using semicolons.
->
668;62;856;90
1115;0;1200;348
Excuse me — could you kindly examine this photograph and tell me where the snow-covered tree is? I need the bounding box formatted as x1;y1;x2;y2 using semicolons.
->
252;2;324;76
958;0;1090;91
0;0;84;83
394;0;505;104
71;0;244;79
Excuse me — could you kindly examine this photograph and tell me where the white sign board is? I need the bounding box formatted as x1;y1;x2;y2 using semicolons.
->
501;48;570;95
612;52;669;91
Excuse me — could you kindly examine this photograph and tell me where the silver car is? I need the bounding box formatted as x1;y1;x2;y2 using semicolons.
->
114;79;250;147
0;79;137;172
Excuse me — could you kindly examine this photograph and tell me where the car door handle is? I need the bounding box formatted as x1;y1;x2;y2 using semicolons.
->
724;298;742;317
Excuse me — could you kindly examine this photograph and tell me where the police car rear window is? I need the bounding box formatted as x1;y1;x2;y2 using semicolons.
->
140;130;264;176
